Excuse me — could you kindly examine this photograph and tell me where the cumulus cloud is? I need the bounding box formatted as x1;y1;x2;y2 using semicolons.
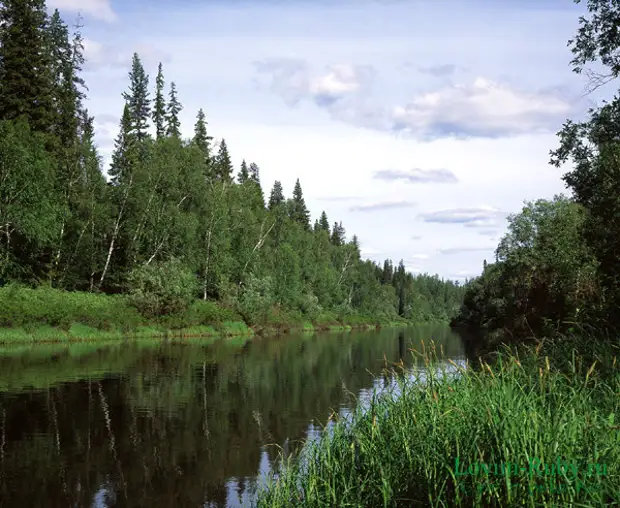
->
391;78;573;139
83;38;171;71
48;0;117;22
412;253;429;260
257;60;575;139
373;168;458;184
349;200;416;212
254;58;388;129
419;206;507;229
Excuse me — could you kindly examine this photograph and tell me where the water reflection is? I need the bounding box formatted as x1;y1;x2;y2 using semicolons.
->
0;325;464;507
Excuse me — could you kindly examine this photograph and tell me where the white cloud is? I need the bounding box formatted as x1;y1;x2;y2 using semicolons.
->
391;77;574;138
48;0;117;22
374;168;458;184
256;61;577;139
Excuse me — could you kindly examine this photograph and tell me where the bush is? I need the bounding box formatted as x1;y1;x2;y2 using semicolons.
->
127;258;198;318
0;284;142;331
237;275;274;325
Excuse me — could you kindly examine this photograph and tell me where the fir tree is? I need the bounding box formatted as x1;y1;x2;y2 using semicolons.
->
122;53;150;140
193;108;212;158
268;181;285;210
153;62;166;139
166;81;182;138
238;159;249;184
319;211;330;233
290;179;311;230
214;139;233;182
0;0;55;134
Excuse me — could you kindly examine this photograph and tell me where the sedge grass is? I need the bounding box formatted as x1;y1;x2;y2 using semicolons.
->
254;340;620;507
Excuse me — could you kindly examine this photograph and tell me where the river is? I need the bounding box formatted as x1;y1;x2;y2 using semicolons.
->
0;325;465;507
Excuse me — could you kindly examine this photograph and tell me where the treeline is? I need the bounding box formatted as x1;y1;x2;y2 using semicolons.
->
0;1;463;327
452;0;620;347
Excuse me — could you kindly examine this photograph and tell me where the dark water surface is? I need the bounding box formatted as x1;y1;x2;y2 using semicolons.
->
0;325;465;507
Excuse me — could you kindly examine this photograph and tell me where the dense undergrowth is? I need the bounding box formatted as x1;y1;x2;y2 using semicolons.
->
0;285;412;343
254;339;620;507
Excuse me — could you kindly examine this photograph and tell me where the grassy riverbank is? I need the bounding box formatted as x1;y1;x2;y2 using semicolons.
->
255;338;620;507
0;285;412;344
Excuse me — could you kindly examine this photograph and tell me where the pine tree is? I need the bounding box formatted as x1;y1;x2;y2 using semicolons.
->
122;53;150;140
214;139;233;182
193;108;212;158
319;211;330;233
290;179;311;230
166;81;182;138
268;181;285;210
238;159;249;184
108;104;137;185
0;0;55;134
153;62;166;139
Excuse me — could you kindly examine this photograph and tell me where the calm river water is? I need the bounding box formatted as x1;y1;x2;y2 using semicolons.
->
0;325;465;507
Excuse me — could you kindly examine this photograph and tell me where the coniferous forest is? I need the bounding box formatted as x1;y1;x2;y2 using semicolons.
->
0;1;464;335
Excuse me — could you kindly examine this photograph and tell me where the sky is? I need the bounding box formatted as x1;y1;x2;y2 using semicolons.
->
47;0;601;282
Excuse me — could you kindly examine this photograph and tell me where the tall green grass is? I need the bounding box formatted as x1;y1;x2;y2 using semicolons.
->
255;340;620;507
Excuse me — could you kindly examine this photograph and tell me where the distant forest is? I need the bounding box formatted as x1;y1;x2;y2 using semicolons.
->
0;0;464;326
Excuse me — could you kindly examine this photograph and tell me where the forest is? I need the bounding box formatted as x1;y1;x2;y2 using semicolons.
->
0;0;464;337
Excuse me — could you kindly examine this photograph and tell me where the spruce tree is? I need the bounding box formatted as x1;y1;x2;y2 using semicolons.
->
108;104;136;185
122;53;150;140
319;211;330;233
46;12;86;150
268;181;285;210
238;159;249;184
214;139;233;182
0;0;55;134
193;108;212;158
153;62;166;139
249;162;261;185
331;221;345;246
290;179;311;230
166;81;182;138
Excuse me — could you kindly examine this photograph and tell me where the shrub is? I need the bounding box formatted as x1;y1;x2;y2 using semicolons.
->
127;258;198;318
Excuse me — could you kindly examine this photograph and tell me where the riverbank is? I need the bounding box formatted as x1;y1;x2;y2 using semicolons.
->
0;285;415;344
254;338;620;507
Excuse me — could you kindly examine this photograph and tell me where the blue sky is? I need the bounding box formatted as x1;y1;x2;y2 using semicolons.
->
48;0;598;281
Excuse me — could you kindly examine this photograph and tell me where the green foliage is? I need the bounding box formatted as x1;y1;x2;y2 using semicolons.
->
153;62;166;139
127;258;198;318
122;53;151;140
0;284;141;331
166;81;182;138
237;274;275;325
453;196;598;344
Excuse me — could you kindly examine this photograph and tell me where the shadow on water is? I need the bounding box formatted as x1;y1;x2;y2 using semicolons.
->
0;325;466;507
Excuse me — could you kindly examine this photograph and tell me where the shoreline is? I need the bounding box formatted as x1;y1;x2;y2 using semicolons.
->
0;319;423;345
